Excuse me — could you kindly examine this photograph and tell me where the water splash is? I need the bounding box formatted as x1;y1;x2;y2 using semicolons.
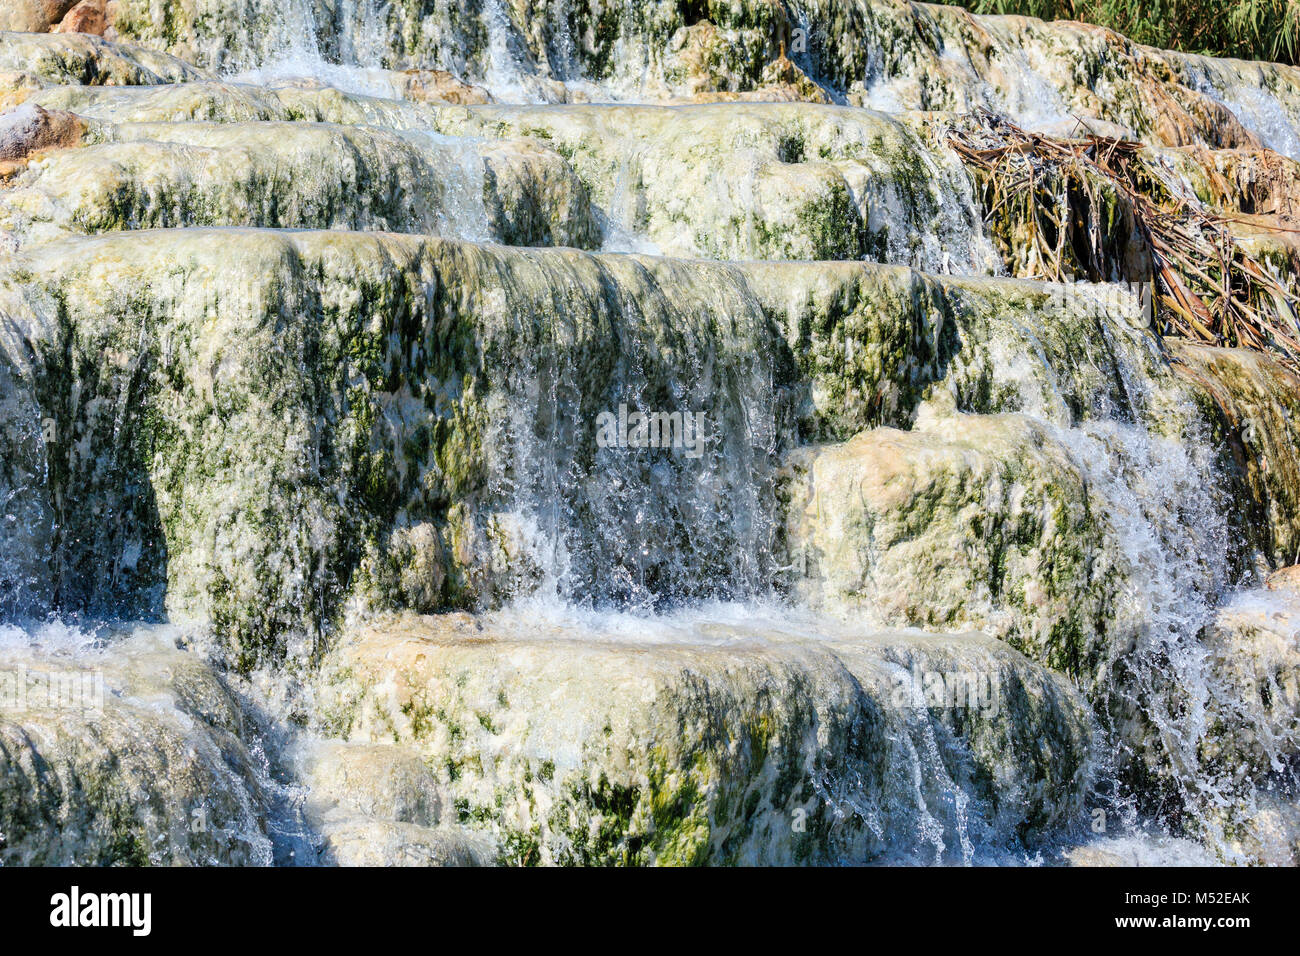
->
976;284;1298;857
480;267;786;610
1185;59;1300;160
405;131;492;241
225;0;411;100
481;0;547;104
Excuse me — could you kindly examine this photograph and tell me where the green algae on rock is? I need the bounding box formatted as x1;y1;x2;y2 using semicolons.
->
313;610;1096;865
0;119;598;248
0;626;273;865
0;29;212;102
1170;340;1300;568
2;0;1300;869
0;230;797;668
780;411;1119;680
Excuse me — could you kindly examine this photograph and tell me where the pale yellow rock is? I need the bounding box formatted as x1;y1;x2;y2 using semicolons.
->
1215;792;1300;866
291;737;496;865
1268;565;1300;591
1063;836;1217;866
0;0;1299;871
0;71;39;113
15;93;993;267
0;29;211;88
0;626;272;865
1170;340;1300;566
439;102;995;269
780;410;1117;679
314;609;1095;865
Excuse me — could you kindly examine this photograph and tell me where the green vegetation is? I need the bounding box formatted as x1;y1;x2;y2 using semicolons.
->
942;0;1300;65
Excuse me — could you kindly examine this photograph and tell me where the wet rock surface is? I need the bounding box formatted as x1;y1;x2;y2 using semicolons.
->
0;626;273;865
312;611;1095;865
0;102;81;167
0;1;1299;866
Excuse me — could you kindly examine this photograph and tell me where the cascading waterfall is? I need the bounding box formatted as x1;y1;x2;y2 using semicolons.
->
596;145;663;255
482;0;543;103
480;267;787;609
544;0;579;82
0;364;54;621
1181;56;1300;160
5;0;1300;866
336;0;392;70
972;288;1257;831
1043;360;1238;845
228;0;328;77
408;131;493;242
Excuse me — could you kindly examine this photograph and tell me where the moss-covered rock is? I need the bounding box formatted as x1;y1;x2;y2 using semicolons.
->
313;610;1096;865
781;411;1119;681
0;29;211;96
4;0;1300;864
1170;340;1300;568
0;230;798;669
437;102;995;268
0;626;272;865
0;119;599;248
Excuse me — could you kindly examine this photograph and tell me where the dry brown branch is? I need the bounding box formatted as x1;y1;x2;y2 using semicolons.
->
947;109;1300;371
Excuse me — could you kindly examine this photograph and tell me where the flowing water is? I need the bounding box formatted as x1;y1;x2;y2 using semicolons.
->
3;0;1300;865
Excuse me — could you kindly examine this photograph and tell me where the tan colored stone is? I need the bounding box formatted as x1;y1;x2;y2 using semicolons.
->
0;0;79;33
1268;565;1300;591
1146;83;1261;150
54;0;108;35
398;69;492;105
1198;146;1300;225
664;20;733;98
759;52;830;104
0;103;82;166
